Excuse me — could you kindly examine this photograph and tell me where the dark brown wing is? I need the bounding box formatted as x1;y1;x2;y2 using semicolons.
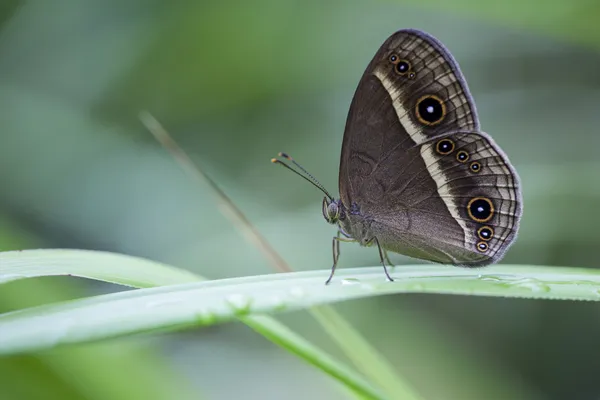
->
338;29;521;264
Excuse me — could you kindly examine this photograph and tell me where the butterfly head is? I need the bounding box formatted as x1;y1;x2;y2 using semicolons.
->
322;197;343;224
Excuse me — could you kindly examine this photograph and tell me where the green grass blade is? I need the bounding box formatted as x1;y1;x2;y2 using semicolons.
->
1;258;600;357
0;249;385;399
241;315;386;400
0;249;201;287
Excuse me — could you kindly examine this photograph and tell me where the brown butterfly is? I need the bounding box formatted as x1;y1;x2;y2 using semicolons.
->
273;29;522;284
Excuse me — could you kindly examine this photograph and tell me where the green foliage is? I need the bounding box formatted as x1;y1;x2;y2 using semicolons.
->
0;249;391;399
3;250;600;358
2;250;600;398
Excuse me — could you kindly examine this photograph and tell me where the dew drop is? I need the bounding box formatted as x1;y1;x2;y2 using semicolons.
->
509;278;551;293
478;275;505;283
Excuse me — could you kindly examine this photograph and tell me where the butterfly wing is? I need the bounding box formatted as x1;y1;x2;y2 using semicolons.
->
374;131;522;265
338;29;521;264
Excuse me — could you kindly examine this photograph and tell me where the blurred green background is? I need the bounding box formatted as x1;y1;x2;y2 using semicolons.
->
1;1;600;399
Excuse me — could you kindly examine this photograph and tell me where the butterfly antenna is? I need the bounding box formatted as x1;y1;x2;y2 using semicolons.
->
279;152;323;188
271;152;334;200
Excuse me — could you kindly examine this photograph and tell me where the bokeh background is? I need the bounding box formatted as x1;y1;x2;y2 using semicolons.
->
1;1;599;399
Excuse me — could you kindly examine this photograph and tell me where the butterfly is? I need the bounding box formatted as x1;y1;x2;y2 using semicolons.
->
273;29;522;284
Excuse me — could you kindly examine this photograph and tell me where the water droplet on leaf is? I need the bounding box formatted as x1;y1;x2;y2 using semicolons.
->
509;278;551;292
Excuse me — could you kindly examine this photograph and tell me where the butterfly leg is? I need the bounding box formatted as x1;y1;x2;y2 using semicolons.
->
374;238;394;282
382;248;396;273
325;230;356;285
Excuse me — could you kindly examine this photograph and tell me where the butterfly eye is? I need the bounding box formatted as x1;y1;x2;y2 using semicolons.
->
435;139;455;155
467;197;494;223
476;241;489;253
456;150;469;163
322;197;331;222
328;202;340;221
322;197;340;224
469;161;481;173
415;95;446;125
